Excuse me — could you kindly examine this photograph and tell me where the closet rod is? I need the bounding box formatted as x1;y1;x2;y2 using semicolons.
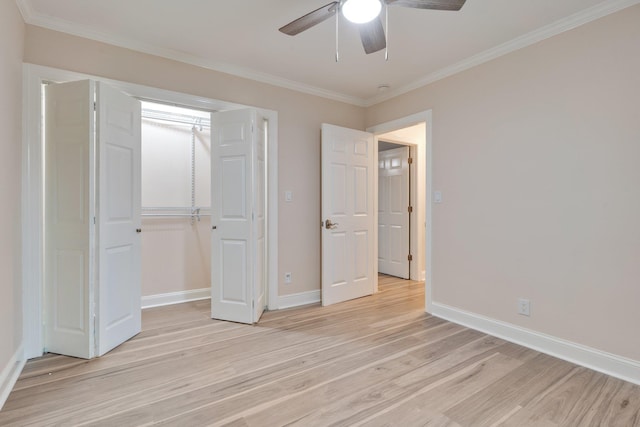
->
141;206;210;211
142;111;211;128
141;207;211;221
141;213;212;218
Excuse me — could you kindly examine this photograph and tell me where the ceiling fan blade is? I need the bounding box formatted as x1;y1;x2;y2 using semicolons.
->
359;17;386;54
279;2;339;35
385;0;467;11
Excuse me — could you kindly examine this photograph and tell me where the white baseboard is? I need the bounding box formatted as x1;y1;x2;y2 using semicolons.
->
431;302;640;386
278;290;321;309
141;288;211;309
0;344;25;410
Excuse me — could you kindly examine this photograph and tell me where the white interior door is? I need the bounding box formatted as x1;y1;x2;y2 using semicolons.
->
211;109;264;324
44;80;95;359
44;80;142;359
378;146;410;279
96;82;142;356
321;124;375;306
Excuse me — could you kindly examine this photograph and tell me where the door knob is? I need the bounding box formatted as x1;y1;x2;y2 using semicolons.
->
325;219;338;230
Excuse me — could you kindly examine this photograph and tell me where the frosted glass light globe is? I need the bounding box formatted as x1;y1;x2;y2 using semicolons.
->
342;0;382;24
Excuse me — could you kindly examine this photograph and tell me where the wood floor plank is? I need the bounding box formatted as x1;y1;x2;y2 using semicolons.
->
354;353;524;427
444;354;579;426
1;275;638;427
84;323;464;426
31;320;455;426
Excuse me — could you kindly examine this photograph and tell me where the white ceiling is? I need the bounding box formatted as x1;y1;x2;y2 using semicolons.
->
18;0;638;106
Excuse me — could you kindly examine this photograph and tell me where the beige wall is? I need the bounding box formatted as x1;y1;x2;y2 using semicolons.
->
24;25;366;298
367;5;640;361
0;0;25;375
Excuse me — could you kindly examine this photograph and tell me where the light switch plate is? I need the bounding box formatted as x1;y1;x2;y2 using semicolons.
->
434;191;442;203
285;191;293;202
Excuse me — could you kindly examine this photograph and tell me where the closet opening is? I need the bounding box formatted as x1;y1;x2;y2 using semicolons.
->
22;65;280;359
139;101;213;309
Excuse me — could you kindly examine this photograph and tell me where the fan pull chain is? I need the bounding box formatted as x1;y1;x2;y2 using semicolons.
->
385;2;389;61
335;7;340;62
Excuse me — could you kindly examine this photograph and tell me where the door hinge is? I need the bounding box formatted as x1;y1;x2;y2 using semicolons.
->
408;157;413;165
93;102;97;111
408;254;413;261
408;206;413;213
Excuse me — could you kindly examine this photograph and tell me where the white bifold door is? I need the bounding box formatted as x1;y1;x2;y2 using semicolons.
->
378;146;410;279
44;80;141;359
210;109;266;324
321;124;376;306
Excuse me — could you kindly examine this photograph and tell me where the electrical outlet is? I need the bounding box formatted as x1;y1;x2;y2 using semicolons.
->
284;272;292;284
518;298;531;316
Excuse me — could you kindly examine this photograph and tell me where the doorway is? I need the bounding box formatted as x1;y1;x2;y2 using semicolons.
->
139;101;213;308
376;123;427;282
22;64;280;359
368;111;433;312
320;118;430;306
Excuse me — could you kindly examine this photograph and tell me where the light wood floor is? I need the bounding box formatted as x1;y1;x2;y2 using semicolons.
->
2;276;639;426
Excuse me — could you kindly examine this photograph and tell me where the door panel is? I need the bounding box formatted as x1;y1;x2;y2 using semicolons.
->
44;80;95;359
211;109;262;324
378;146;410;279
321;124;375;306
96;82;142;356
221;157;247;218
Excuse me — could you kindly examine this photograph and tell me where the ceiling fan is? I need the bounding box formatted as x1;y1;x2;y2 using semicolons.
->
279;0;467;56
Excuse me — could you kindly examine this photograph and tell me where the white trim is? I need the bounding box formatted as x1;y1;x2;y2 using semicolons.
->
373;139;379;294
141;288;211;310
0;345;25;410
22;63;279;359
367;110;434;312
432;302;640;386
17;0;640;107
22;64;44;359
278;290;321;310
263;112;280;311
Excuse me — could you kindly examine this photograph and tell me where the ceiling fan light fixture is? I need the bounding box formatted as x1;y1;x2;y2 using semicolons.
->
342;0;382;24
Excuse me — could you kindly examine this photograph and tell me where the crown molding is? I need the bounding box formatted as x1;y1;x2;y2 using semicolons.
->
15;0;34;21
17;0;640;108
364;0;640;106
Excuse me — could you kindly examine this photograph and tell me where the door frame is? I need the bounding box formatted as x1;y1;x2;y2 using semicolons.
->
367;110;433;312
22;63;280;359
